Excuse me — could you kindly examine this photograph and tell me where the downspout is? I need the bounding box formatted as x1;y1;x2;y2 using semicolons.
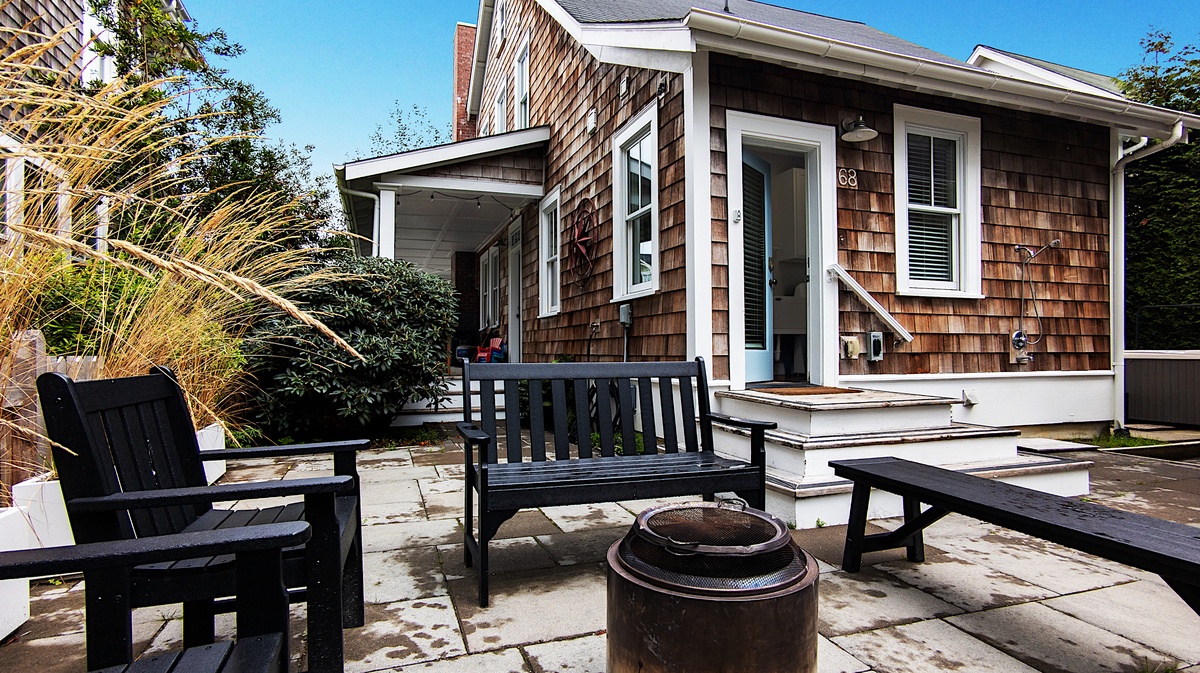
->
338;187;381;257
1111;120;1186;431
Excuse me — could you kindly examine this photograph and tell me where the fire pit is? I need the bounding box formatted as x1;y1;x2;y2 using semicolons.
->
607;499;819;673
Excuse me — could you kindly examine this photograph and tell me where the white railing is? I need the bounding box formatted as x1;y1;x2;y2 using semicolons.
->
826;263;914;343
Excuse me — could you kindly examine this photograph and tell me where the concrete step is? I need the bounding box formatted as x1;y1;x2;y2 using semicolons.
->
717;388;957;435
713;420;1020;482
746;452;1092;530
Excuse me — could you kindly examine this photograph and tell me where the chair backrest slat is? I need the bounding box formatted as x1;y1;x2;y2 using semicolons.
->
573;379;592;459
658;378;679;453
460;359;710;464
527;380;546;461
550;379;570;460
503;380;524;463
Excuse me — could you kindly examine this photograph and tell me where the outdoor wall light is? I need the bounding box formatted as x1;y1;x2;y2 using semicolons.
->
840;115;878;143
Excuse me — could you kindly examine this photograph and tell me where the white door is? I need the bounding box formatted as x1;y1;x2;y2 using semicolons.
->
743;150;773;383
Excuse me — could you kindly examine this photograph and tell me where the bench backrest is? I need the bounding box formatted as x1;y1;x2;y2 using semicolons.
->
37;368;209;544
462;358;713;463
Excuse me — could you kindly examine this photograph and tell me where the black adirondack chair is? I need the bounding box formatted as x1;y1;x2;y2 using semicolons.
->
0;521;310;672
36;368;367;673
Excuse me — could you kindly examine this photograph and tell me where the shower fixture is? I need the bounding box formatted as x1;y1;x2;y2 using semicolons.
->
1011;239;1060;360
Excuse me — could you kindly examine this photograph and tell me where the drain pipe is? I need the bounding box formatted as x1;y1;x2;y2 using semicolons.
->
338;187;381;256
1111;120;1186;432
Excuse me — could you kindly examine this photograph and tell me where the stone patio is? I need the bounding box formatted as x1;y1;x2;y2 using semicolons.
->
2;441;1198;672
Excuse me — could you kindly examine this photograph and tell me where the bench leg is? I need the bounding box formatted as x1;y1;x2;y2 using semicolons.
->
182;598;216;646
464;472;475;568
306;491;344;673
343;514;365;628
841;481;872;573
903;495;925;563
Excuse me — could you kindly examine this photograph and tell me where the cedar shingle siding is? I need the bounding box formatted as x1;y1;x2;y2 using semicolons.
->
2;0;87;76
710;53;1111;377
479;0;686;363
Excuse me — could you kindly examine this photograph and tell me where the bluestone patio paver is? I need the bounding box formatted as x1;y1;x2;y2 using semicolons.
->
817;567;962;637
1042;579;1200;662
392;647;527;672
362;518;460;553
815;635;870;673
344;597;465;673
834;618;1040;672
436;536;557;581
540;502;634;532
523;633;606;673
534;527;625;566
363;546;448;603
947;601;1180;673
876;552;1057;612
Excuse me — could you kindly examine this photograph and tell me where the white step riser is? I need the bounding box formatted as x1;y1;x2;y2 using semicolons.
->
718;396;952;435
716;431;1017;481
779;468;1090;530
393;409;507;427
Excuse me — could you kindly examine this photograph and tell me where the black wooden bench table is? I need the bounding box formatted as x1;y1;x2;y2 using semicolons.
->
830;456;1200;615
458;357;776;606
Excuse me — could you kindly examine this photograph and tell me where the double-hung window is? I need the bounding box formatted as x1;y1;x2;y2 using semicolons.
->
893;105;982;297
514;40;529;130
611;104;658;300
479;245;502;328
494;84;506;135
539;188;561;316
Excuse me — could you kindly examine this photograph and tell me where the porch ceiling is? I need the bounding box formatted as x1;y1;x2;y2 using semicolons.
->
389;186;531;278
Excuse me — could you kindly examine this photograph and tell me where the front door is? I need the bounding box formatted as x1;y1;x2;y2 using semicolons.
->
743;150;773;382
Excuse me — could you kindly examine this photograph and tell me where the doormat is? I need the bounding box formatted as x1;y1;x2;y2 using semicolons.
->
759;386;861;396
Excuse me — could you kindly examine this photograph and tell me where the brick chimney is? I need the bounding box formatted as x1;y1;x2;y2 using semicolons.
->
452;23;478;142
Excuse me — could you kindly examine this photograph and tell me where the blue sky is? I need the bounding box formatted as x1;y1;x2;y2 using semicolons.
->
185;0;1200;182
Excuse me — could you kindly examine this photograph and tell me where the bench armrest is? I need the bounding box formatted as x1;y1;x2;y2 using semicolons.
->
457;422;491;445
0;521;311;580
200;438;370;461
68;475;354;512
707;412;777;432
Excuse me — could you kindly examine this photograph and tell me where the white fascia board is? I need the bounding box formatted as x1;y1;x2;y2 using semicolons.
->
467;0;495;116
686;9;1200;138
967;46;1124;101
344;127;550;181
585;45;692;73
536;0;693;73
374;176;544;199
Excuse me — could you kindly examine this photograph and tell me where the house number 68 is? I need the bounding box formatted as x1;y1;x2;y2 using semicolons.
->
838;168;858;188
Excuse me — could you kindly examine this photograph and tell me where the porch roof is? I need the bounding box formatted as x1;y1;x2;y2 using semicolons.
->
335;127;549;278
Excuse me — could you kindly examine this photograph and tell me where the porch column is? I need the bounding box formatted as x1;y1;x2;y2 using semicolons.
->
378;188;396;260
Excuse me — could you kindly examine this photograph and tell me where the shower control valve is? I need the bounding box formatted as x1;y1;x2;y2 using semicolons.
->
1011;330;1029;350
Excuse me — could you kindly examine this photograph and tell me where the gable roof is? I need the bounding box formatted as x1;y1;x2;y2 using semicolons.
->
969;45;1126;99
553;0;965;68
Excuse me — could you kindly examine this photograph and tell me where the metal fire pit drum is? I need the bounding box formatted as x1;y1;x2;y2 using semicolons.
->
607;500;818;673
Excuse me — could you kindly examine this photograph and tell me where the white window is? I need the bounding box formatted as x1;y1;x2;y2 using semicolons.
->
893;104;982;297
539;188;561;316
611;104;658;300
496;0;507;42
494;84;506;135
514;40;529;130
479;244;502;328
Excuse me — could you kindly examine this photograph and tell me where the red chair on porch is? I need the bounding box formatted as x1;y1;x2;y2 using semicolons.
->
476;337;504;363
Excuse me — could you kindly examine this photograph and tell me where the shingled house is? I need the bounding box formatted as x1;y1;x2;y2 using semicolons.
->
336;0;1200;522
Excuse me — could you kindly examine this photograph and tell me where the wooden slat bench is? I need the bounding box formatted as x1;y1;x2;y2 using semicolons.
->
830;456;1200;615
457;358;776;606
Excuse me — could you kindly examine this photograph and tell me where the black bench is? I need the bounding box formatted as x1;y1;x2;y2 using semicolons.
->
831;456;1200;615
0;522;310;672
457;357;775;606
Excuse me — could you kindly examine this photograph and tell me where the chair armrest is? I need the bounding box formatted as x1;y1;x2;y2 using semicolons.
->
68;476;354;512
707;412;777;431
0;522;311;580
200;438;370;461
456;422;491;445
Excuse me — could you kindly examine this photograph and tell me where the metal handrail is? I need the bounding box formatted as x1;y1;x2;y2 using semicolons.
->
826;264;914;343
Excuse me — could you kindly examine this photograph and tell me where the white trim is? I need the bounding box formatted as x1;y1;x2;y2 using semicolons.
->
1125;350;1200;360
493;82;507;135
611;104;660;302
893;104;982;298
534;0;694;73
507;220;523;362
826;264;914;342
538;187;561;317
725;111;839;389
967;46;1124;101
684;50;713;362
344;127;549;180
466;1;492;115
514;37;530;130
373;177;543;199
378;188;396;260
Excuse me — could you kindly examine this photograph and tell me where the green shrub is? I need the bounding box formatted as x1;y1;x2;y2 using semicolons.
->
248;251;457;440
35;256;159;355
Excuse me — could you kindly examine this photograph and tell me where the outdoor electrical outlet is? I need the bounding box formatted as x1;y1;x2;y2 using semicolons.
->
868;332;884;361
840;336;861;360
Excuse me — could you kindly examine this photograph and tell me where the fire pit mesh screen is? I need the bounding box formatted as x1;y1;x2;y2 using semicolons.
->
643;506;780;547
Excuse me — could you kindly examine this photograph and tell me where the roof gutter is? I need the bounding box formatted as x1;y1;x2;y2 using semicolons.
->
684;9;1200;137
334;166;381;257
1110;121;1187;430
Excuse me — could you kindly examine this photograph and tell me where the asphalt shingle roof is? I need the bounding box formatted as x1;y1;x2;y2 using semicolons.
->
982;46;1126;96
552;0;966;67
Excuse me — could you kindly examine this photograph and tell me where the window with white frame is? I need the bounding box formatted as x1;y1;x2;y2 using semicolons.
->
539;188;561;316
893;104;982;297
494;84;507;135
496;0;507;42
479;244;502;328
514;40;529;130
611;105;658;300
